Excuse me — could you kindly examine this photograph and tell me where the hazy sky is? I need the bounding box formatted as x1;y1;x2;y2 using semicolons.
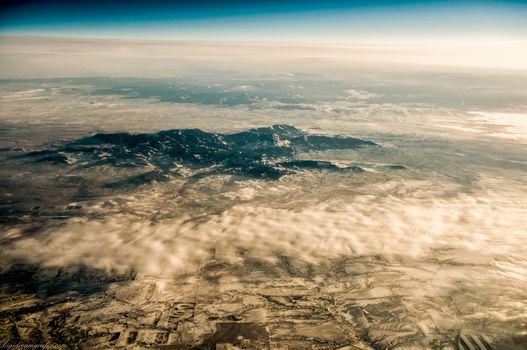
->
1;1;527;77
1;0;526;43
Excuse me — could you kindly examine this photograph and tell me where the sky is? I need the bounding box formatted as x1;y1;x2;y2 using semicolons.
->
1;0;527;77
1;0;527;43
